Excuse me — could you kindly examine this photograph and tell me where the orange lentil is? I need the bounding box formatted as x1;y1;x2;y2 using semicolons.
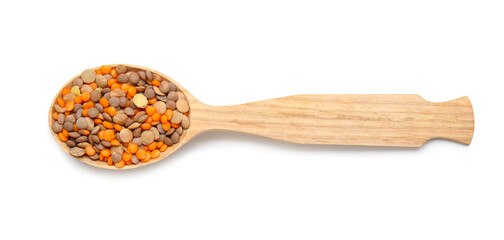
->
103;130;115;141
99;98;109;108
111;68;118;78
94;118;102;124
145;116;153;124
53;111;59;120
62;88;71;96
107;107;116;116
162;123;171;131
141;123;151;130
111;139;120;146
96;70;102;75
147;142;157;151
159;144;168;152
114;160;125;168
101;149;111;157
57;98;65;107
82;102;94;109
148;98;157;104
58;132;68;142
64;111;70;116
74;96;82;104
165;109;173;120
82;130;90;135
65;101;74;111
102;121;114;129
152;113;161;122
98;130;105;140
145;106;156;116
111;83;120;90
81;91;90;102
123;152;132;161
82;108;88;117
62;129;69;137
125;160;132;165
136;148;147;160
141;152;152;163
73;124;78;132
107;78;117;87
128;86;136;96
114;124;123;131
127;143;138;154
85;146;96;156
151;121;160;126
100;65;111;74
99;154;104;161
107;157;113;166
121;83;130;93
89;82;97;90
156;141;164;148
171;123;180;128
151;149;160;159
160;115;168;124
151;80;161;87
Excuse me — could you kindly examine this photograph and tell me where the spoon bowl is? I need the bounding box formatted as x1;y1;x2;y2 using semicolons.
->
49;64;200;169
50;64;475;170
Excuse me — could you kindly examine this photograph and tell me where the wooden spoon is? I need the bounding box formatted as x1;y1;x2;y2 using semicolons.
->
49;64;474;169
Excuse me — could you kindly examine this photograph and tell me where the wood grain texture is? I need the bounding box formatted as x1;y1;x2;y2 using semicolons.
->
49;64;474;169
189;94;474;147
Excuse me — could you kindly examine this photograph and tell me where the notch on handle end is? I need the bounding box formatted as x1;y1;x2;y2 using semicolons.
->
418;96;474;146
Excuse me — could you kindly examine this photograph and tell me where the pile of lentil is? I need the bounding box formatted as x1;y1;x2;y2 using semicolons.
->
51;65;190;168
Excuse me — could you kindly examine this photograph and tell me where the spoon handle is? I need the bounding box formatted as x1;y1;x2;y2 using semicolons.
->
191;94;474;147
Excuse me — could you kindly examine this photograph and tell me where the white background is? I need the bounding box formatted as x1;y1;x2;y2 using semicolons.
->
0;1;503;239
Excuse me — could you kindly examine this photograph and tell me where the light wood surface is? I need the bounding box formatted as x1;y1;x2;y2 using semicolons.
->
49;64;474;169
189;95;474;147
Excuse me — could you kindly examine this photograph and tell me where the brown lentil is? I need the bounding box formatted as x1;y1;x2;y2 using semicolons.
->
170;132;180;144
132;137;143;146
81;69;96;83
167;91;178;101
171;111;183;124
90;90;101;102
88;108;99;118
73;78;84;87
141;130;155;145
119;129;133;143
109;97;120;107
117;74;128;83
52;122;63;133
159;81;170;93
153;101;166;114
144;88;155;99
57;113;65;124
95;75;107;88
166;100;176;110
81;85;93;93
116;64;127;74
65;115;76;123
129;72;140;84
70;147;86;157
76;117;87;129
153;86;165;96
63;122;73;131
138;71;146;80
176;100;189;113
